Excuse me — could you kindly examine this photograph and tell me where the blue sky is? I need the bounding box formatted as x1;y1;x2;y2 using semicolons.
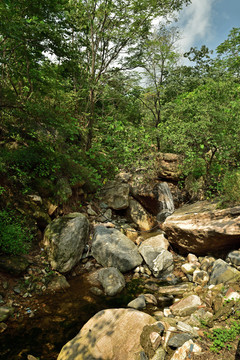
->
177;0;240;53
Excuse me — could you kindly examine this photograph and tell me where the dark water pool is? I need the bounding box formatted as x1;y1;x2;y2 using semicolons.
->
0;275;156;360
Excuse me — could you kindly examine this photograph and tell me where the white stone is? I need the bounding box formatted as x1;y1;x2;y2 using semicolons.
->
181;263;197;275
170;340;202;359
187;253;198;264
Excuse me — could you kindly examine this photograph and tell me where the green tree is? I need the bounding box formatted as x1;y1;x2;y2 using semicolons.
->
216;27;240;79
67;0;191;150
161;77;240;194
135;25;180;150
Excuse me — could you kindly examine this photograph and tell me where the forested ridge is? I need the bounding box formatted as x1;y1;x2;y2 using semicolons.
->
0;0;240;255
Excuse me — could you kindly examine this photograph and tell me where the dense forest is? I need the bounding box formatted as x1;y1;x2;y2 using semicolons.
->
0;0;240;255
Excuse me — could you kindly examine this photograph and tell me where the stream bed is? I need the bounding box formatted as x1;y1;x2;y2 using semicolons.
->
0;272;173;360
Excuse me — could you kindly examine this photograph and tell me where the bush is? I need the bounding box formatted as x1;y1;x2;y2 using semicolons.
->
0;209;33;255
219;169;240;206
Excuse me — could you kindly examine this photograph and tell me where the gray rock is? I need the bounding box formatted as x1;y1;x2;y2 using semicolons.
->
156;182;175;222
97;267;125;296
139;239;173;278
209;259;240;285
0;306;13;322
152;250;174;278
227;250;240;266
128;295;146;310
43;213;89;273
101;180;130;210
91;226;143;273
168;333;194;348
89;287;103;296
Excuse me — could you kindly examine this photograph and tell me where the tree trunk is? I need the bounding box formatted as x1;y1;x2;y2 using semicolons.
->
86;88;95;151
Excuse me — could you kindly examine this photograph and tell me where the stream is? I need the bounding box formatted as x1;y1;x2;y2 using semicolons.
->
0;270;174;360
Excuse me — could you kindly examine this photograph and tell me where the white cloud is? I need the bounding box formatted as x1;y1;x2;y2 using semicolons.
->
177;0;216;52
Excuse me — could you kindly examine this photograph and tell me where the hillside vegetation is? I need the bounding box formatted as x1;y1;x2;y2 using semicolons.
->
0;0;240;255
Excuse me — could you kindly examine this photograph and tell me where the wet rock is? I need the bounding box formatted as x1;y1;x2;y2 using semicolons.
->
91;226;143;273
128;295;146;310
0;306;13;322
226;250;240;266
47;274;70;292
0;255;30;275
101;180;130;210
170;295;202;317
162;201;240;255
97;267;125;296
57;308;156;360
128;198;156;231
89;287;103;296
209;259;240;285
43;213;89;273
170;340;201;359
168;333;194;349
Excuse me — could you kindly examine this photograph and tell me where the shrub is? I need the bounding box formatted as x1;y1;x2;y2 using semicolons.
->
0;209;33;255
219;169;240;206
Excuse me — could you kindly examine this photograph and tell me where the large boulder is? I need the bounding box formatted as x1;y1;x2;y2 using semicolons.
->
130;175;175;219
128;198;156;231
162;201;240;255
101;180;130;210
43;213;89;273
57;308;156;360
91;226;143;272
